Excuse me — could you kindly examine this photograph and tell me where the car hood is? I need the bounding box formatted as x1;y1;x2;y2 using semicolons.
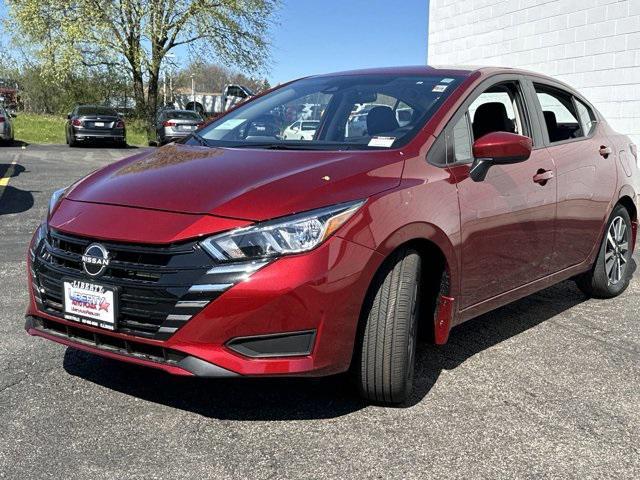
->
65;144;404;221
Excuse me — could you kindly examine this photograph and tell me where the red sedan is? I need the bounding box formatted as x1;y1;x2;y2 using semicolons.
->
26;66;639;405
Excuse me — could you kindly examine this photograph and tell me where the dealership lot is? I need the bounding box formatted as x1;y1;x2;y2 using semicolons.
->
0;144;639;479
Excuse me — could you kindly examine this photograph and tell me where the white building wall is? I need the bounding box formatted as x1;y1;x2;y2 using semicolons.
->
428;0;640;148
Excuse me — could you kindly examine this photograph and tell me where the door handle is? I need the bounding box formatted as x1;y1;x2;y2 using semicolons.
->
533;169;554;185
599;145;612;158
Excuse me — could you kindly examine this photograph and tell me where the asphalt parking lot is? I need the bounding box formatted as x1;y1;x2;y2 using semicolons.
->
0;144;638;479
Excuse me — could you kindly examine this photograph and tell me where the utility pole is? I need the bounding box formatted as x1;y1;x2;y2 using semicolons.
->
191;74;195;111
163;69;167;107
165;53;176;108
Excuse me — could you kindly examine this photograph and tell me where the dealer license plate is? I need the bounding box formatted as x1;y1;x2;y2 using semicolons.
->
63;280;117;330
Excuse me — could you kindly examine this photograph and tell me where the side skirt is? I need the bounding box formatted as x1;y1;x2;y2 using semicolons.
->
455;261;592;326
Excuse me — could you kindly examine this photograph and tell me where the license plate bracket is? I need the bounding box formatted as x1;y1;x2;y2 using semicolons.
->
63;279;118;330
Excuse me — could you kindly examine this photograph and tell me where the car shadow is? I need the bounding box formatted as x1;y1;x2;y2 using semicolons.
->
0;164;35;216
73;143;139;149
61;277;604;420
1;140;29;148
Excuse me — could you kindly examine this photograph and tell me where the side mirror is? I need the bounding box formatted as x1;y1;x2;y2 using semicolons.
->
469;132;533;182
67;113;72;120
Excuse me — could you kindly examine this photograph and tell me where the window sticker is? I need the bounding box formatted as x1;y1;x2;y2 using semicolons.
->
216;118;246;129
432;85;448;93
368;136;396;148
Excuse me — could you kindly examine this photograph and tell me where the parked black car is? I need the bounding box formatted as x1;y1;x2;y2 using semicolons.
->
66;105;126;147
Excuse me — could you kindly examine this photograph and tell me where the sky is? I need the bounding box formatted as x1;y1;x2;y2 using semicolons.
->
267;0;430;84
0;0;430;85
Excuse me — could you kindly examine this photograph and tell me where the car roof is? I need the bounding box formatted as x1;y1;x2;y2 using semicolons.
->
305;65;582;98
76;104;115;109
75;105;118;112
309;65;556;81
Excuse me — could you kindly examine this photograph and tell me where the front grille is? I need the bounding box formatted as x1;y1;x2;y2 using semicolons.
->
30;228;262;340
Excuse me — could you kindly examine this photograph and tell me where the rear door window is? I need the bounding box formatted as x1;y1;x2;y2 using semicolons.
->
534;84;583;142
575;99;597;136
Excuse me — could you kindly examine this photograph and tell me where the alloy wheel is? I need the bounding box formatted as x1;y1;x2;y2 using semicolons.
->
605;216;629;285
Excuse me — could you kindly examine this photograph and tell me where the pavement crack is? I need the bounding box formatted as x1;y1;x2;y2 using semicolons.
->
0;375;28;394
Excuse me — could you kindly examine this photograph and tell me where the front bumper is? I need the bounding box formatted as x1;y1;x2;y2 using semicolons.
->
26;231;382;377
25;315;238;377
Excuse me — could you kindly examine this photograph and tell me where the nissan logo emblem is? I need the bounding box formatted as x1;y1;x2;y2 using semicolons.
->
82;243;110;277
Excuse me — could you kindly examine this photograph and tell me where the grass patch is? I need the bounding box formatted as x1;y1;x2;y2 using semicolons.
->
12;113;149;146
14;113;66;144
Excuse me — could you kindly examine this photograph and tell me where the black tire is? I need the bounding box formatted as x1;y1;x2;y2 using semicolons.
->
68;133;78;148
355;248;421;405
576;204;633;298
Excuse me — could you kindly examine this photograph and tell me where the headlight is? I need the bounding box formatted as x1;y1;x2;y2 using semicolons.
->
48;187;67;219
30;222;47;260
201;200;365;262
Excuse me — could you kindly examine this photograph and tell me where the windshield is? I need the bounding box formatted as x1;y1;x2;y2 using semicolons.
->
197;73;463;150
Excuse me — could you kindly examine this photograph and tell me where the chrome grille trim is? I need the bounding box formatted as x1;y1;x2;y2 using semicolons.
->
176;300;209;308
188;283;232;293
206;261;269;275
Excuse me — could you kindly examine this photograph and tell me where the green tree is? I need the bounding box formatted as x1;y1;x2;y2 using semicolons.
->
6;0;278;132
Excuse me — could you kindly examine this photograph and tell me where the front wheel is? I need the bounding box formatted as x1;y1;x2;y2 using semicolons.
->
576;204;633;298
354;248;421;405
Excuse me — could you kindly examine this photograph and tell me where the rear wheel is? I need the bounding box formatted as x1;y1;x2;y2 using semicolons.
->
68;131;77;147
576;204;633;298
354;248;421;405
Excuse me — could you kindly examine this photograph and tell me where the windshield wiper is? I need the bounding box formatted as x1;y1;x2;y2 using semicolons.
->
190;132;210;147
228;143;351;151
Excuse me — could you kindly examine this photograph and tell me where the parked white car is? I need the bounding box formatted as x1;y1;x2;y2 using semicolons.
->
282;120;319;140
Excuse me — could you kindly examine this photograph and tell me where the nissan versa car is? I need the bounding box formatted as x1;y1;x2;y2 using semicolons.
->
26;67;638;405
66;105;126;146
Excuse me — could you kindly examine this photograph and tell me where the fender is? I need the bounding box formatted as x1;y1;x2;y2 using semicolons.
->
374;221;458;289
618;185;638;252
342;219;459;345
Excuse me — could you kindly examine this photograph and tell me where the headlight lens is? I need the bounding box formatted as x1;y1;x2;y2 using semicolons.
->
48;187;67;219
201;200;364;262
30;222;47;259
